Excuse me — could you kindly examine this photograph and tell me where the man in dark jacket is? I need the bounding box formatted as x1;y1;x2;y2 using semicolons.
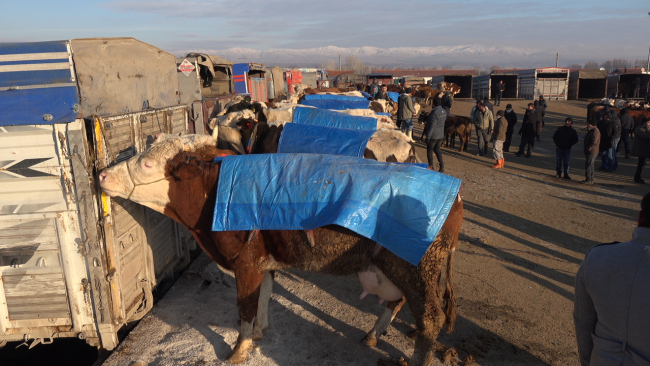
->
515;103;540;158
610;111;622;169
503;103;517;152
534;95;547;141
597;113;615;172
397;88;416;138
419;97;447;172
618;108;634;159
495;80;505;106
483;97;494;114
583;119;601;185
441;92;453;114
632;118;650;184
553;117;579;179
633;77;641;98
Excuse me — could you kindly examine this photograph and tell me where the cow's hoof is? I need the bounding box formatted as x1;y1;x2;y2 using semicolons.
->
252;328;266;341
226;350;249;364
362;334;378;347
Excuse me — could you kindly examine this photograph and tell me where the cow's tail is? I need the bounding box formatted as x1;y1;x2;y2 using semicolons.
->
443;246;456;333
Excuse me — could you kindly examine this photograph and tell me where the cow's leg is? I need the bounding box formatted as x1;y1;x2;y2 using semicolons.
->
362;296;406;347
253;270;273;341
227;267;264;364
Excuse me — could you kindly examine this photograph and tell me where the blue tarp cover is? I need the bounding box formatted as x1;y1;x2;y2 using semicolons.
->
360;91;372;99
304;94;368;102
0;40;79;126
277;123;374;157
293;107;377;131
301;99;370;110
388;92;399;103
212;154;461;265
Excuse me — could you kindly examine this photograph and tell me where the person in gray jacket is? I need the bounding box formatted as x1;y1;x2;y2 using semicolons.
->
574;191;650;366
472;102;494;156
397;88;416;138
419;98;447;172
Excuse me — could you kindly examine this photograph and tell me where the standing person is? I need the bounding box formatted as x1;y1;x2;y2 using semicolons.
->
495;80;505;106
470;99;481;120
483;97;494;114
367;78;379;96
397;88;416;139
441;91;453;115
373;85;396;110
503;103;518;152
582;119;600;185
490;110;508;168
573;191;650;366
472;102;494;156
515;103;539;158
552;117;579;179
632;117;650;184
610;110;621;170
633;77;641;98
419;98;447;172
534;95;547;141
597;113;614;172
618;108;633;159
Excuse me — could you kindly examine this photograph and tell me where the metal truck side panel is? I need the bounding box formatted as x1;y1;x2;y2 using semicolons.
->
70;38;180;117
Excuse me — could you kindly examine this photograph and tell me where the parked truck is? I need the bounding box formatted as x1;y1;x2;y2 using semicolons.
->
0;37;194;352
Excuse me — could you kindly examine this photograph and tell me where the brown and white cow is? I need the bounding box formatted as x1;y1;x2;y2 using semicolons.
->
98;135;462;366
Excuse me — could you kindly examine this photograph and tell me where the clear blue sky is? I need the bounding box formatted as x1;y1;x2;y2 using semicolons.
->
1;0;648;62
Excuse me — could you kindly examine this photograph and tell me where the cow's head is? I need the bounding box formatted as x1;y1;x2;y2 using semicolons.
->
98;134;217;212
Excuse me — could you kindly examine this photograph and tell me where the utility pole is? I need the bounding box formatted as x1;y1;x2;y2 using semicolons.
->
339;55;341;71
556;53;559;67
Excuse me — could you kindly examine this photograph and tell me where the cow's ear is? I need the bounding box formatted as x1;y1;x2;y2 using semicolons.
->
171;163;202;181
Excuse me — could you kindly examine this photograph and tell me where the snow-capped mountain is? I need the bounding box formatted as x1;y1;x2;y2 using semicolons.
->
173;45;552;69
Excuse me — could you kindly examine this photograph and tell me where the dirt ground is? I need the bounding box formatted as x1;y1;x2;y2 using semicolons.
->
102;99;644;366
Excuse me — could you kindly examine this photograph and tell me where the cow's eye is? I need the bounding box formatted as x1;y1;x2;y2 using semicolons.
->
143;161;153;169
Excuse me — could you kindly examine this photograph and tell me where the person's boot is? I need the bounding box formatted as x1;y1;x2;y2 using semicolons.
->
491;160;500;168
500;159;505;167
407;130;412;140
439;165;445;173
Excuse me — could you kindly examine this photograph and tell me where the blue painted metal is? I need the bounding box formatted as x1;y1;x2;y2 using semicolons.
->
233;63;250;94
0;40;79;126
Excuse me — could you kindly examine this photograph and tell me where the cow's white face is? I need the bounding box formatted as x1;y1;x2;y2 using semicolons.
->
99;135;216;213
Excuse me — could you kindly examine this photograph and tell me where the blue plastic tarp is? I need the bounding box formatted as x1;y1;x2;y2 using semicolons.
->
388;92;399;103
212;154;462;266
277;123;374;157
360;91;372;99
0;40;79;126
301;99;370;110
304;94;368;102
293;107;377;131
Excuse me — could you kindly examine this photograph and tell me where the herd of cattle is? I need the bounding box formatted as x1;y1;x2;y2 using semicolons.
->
96;83;469;365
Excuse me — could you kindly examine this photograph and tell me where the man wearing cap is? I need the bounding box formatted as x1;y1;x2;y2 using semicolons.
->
503;103;518;152
574;191;650;366
419;97;447;172
490;110;508;168
397;88;416;139
473;102;494;156
515;103;540;158
582;119;600;185
495;80;505;106
552;117;579;179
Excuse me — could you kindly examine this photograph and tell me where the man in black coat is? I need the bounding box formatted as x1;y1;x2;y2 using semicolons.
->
515;103;540;158
419;97;447;172
553;117;579;179
503;103;517;152
495;80;505;106
534;95;547;141
597;113;614;172
633;77;641;98
483;97;494;114
618;108;634;159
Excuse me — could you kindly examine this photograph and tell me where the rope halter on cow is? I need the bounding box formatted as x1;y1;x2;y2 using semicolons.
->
125;160;173;200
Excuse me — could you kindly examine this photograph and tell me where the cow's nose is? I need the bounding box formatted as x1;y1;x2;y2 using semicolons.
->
99;171;107;182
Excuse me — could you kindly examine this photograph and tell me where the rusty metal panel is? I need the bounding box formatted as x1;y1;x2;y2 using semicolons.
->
71;38;180;118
